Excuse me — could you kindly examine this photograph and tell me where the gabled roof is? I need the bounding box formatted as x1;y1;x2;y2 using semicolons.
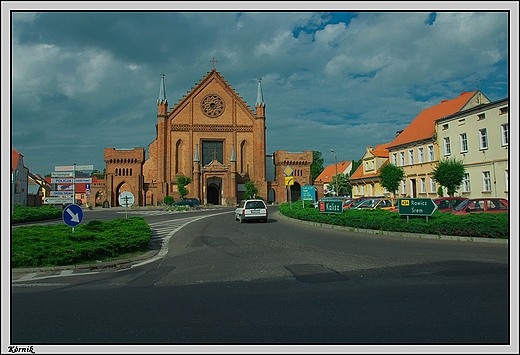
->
315;160;351;183
350;144;390;181
388;91;479;149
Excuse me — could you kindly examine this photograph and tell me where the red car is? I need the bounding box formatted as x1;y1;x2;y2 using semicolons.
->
451;198;508;215
433;197;467;212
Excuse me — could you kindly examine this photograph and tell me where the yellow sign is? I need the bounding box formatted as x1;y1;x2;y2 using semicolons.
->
400;199;410;206
285;176;294;186
284;166;293;176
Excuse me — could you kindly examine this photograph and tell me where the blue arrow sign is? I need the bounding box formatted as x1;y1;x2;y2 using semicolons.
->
63;203;84;227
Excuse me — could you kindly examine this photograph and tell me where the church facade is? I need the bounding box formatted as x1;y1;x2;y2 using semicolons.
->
102;66;313;207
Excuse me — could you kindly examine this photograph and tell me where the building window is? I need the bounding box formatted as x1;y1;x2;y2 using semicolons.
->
460;133;468;153
462;173;470;192
392;153;398;165
504;170;508;192
401;180;406;195
479;129;488;150
371;161;374;170
418;147;424;163
477;113;486;120
442;123;449;130
501;123;509;146
443;137;451;156
427;145;434;161
499;106;508;115
429;177;436;193
202;140;223;166
408;149;414;165
420;178;426;193
400;151;405;166
482;171;491;192
458;119;465;125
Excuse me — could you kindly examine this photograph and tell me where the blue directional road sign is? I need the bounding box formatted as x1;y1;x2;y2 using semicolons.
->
63;203;84;227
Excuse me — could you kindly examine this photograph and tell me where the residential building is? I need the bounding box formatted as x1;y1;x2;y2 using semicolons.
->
386;91;490;198
350;143;391;197
314;160;352;199
28;173;52;207
436;98;508;199
11;149;29;207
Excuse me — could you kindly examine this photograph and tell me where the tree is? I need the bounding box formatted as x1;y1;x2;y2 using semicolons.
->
310;151;324;182
163;196;174;205
244;181;259;199
176;175;192;200
330;173;350;196
432;158;466;196
379;162;405;197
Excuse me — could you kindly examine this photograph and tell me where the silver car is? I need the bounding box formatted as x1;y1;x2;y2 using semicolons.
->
235;199;268;223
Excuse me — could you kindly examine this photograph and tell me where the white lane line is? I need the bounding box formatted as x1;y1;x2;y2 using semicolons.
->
18;273;38;281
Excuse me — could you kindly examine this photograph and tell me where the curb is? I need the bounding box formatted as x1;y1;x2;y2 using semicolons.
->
274;211;509;244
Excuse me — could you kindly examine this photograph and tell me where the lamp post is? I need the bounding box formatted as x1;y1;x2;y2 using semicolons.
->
330;149;338;196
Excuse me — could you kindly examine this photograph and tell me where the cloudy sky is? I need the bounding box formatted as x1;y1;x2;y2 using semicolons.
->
5;2;516;176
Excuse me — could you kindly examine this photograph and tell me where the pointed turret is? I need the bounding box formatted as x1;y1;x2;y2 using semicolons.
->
256;77;265;117
158;73;167;104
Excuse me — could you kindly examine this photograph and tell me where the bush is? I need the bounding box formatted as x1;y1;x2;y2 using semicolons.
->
12;217;151;268
278;202;508;239
11;204;63;223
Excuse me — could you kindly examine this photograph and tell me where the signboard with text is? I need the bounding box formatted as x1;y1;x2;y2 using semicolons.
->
398;198;437;216
319;200;343;214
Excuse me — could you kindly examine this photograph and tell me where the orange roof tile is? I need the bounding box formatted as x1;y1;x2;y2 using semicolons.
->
314;160;351;183
388;91;478;148
371;143;391;158
12;149;21;172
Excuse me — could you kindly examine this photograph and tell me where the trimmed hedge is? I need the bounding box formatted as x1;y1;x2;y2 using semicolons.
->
279;202;509;239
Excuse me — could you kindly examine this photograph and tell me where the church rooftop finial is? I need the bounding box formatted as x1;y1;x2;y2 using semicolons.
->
210;57;217;71
256;77;265;107
158;73;167;104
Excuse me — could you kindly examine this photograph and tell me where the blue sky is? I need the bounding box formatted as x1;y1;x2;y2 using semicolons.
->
5;2;517;176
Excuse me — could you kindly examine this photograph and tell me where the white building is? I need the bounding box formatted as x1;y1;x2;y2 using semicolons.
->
435;98;509;199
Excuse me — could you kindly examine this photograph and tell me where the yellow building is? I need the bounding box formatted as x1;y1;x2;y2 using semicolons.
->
350;144;391;197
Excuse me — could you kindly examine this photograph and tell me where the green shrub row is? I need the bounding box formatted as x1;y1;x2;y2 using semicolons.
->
12;217;151;268
279;202;509;239
11;204;63;223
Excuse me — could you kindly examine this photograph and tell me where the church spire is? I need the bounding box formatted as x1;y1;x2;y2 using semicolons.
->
256;77;265;107
158;73;167;104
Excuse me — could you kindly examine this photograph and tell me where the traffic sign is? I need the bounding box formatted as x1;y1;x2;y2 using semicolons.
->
301;186;316;201
285;176;294;186
51;191;74;197
75;178;92;183
52;178;73;184
319;200;343;214
43;197;74;204
55;165;75;171
284;165;293;176
63;204;83;227
398;198;437;216
118;191;135;207
51;172;73;177
75;165;94;171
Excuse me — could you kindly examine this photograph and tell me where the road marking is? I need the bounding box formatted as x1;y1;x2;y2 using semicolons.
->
18;273;38;281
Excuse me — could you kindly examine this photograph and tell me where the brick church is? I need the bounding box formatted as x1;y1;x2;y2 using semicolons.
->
102;65;313;207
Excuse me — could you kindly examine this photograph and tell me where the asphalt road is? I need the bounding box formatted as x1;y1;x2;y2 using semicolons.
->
9;206;512;350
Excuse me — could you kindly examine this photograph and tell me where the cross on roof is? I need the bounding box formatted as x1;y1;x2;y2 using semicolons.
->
210;57;218;69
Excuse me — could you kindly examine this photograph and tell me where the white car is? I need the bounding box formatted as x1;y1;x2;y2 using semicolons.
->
235;199;268;223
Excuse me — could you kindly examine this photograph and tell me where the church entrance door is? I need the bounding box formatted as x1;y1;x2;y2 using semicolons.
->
206;177;222;205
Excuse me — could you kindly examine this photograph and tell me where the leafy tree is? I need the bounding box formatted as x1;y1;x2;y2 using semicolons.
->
163;196;174;205
244;181;259;199
432;158;466;196
379;162;405;197
310;151;324;182
176;175;192;199
330;173;350;196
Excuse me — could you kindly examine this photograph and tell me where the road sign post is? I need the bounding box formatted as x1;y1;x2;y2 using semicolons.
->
118;191;135;219
63;203;83;232
319;200;343;214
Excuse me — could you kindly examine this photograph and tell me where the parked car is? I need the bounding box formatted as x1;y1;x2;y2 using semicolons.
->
171;198;200;207
433;197;468;212
235;199;268;223
451;198;509;215
354;197;398;210
345;196;385;209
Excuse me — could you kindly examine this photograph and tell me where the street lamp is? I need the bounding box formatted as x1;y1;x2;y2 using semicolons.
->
330;149;338;196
